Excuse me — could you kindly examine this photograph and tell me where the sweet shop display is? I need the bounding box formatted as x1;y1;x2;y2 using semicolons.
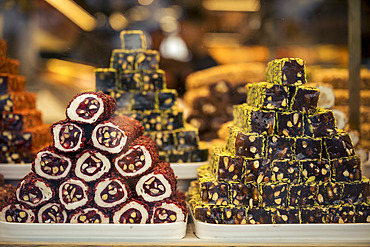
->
184;63;266;141
0;39;52;163
0;174;15;208
187;58;370;224
0;91;187;224
94;30;208;163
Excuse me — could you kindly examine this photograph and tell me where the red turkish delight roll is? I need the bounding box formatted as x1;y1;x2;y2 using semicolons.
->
135;161;176;203
33;146;73;180
112;199;150;224
37;202;67;223
114;135;159;178
51;120;85;153
75;149;111;182
91;115;144;154
150;199;187;223
69;207;110;223
93;177;130;209
66;92;116;124
59;178;90;211
0;202;35;223
16;173;55;207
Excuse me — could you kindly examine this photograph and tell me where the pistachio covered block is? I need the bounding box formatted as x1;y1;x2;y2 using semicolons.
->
95;68;117;93
193;204;223;224
300;159;331;183
289;183;318;207
327;204;355;223
227;126;265;159
266;135;295;160
212;149;244;182
260;183;288;207
95;30;207;163
331;156;362;182
271;160;300;183
276;111;304;137
295;137;322;160
245;158;272;184
304;108;337;137
300;207;329;223
229;182;259;207
266;58;306;85
271;207;300;224
323;130;355;160
289;85;320;113
247;207;273;224
246;82;289;110
199;179;229;206
222;205;248;224
317;182;343;205
120;30;146;50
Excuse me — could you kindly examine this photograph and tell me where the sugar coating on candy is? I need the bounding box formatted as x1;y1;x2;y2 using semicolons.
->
16;173;54;207
37;202;67;223
69;207;110;223
113;199;150;224
75;149;111;182
33;147;73;180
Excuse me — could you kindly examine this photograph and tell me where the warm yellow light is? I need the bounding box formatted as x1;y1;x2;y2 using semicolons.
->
138;0;153;6
45;0;96;31
109;12;128;31
203;0;260;12
46;59;95;81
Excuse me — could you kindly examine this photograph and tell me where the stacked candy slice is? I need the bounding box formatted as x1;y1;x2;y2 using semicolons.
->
187;58;370;224
0;39;52;163
95;30;208;163
0;91;187;223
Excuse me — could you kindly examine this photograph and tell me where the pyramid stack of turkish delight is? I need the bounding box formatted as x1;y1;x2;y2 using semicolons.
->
187;58;370;224
95;30;208;163
0;91;187;223
0;39;52;163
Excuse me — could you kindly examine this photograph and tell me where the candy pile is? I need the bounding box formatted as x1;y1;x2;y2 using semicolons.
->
0;92;187;223
187;58;370;224
95;30;208;163
0;39;52;163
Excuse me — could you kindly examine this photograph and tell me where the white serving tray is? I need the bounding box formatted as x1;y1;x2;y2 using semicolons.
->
0;220;187;242
191;211;370;244
170;161;207;180
0;163;31;180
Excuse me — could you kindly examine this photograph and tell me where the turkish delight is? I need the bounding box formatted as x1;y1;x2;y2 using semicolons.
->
266;57;306;85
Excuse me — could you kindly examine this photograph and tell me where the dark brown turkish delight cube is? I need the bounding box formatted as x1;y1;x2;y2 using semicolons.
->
289;85;319;113
117;71;142;91
295;137;322;160
289;183;318;207
266;136;295;160
249;108;276;135
110;49;135;71
176;129;199;150
301;159;331;183
222;206;248;224
327;205;355;223
266;58;306;85
190;148;208;162
193;205;223;224
1;112;24;131
301;207;329;223
317;182;343;205
120;30;146;50
261;183;288;207
332;156;362;182
229;182;259;207
167;149;191;163
247;207;273;224
142;70;165;90
158;90;177;110
147;131;176;151
108;91;131;110
245;159;272;184
215;152;244;182
95;68;117;93
304;108;337;137
163;111;184;131
246;82;289;110
355;203;370;223
141;111;162;131
271;207;300;224
324;131;355;160
132;92;155;110
228;127;265;159
341;180;369;204
277;111;303;137
271;159;300;183
200;180;229;206
135;50;159;71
